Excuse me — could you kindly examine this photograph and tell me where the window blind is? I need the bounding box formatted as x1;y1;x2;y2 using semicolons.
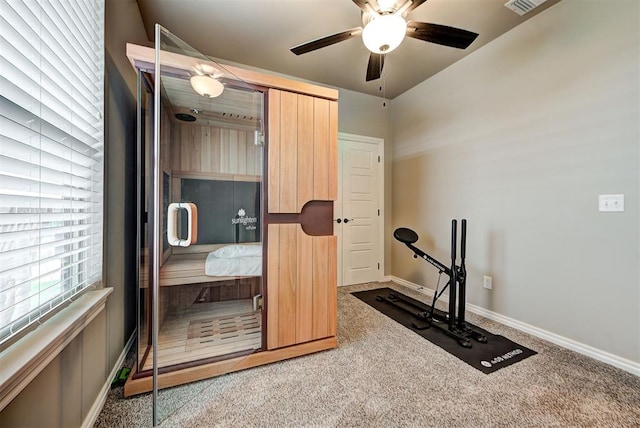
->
0;0;104;345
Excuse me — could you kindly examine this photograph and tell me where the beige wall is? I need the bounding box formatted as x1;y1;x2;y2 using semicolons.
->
391;0;639;362
337;89;393;273
0;311;108;427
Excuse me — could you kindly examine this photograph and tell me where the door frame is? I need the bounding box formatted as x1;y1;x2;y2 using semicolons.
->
336;132;385;286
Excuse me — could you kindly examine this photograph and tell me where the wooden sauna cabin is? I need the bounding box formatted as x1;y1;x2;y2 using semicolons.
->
124;42;338;396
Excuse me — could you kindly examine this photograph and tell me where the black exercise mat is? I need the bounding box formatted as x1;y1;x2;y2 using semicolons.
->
352;288;537;374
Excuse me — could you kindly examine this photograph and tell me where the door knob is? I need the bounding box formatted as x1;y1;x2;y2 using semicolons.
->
343;218;354;224
334;218;342;223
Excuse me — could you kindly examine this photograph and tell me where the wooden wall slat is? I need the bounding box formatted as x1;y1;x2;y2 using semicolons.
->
246;132;256;176
190;125;202;173
267;224;280;350
313;98;329;201
171;123;182;172
200;127;212;172
256;144;263;176
180;125;191;172
210;127;221;174
220;129;230;173
229;130;239;173
279;91;298;212
328;101;338;201
172;123;259;177
296;226;313;343
311;236;329;340
297;94;314;212
278;224;298;347
268;89;281;213
327;235;337;336
237;131;247;175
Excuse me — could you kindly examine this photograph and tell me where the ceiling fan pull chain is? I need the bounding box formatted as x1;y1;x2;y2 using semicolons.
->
382;61;387;107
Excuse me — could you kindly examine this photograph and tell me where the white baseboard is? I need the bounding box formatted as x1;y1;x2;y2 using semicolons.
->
82;331;136;428
387;276;640;377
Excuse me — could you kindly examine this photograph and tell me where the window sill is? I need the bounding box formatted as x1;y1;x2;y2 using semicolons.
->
0;288;112;411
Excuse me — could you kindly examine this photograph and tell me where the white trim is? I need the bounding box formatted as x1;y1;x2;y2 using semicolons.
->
338;132;385;145
337;132;385;285
388;276;640;377
82;331;136;428
0;288;113;411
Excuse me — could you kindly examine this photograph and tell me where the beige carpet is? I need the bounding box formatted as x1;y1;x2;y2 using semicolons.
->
95;282;640;427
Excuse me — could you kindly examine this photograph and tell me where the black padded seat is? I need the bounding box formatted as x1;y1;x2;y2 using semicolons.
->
394;227;419;244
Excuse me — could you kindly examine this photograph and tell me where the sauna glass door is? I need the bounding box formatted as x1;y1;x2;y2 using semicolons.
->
150;25;265;425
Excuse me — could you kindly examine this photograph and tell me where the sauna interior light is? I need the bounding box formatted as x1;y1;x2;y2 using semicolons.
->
362;14;407;54
190;75;224;98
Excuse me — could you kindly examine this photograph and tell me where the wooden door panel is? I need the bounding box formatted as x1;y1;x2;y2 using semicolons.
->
267;224;337;350
296;226;313;344
297;94;314;212
327;235;337;337
277;224;298;347
269;90;338;214
267;88;337;350
328;101;338;201
313;97;330;201
267;89;281;213
266;223;280;349
311;235;329;339
279;91;299;212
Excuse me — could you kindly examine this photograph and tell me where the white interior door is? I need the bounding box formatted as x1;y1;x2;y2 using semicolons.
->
336;134;383;286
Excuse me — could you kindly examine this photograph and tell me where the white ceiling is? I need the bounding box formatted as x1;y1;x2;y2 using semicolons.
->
136;0;561;99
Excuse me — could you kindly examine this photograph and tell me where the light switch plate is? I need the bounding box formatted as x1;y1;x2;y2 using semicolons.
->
598;194;624;212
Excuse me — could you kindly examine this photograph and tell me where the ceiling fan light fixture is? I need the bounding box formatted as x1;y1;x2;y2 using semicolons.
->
362;14;407;54
190;74;224;98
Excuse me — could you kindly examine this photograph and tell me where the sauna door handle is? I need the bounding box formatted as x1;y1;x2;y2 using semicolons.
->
167;202;198;247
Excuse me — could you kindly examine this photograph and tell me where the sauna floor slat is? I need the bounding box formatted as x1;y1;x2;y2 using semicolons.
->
139;300;262;371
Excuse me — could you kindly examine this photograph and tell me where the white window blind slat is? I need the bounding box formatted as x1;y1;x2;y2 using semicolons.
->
21;1;100;99
1;260;91;299
0;0;104;345
1;252;97;298
0;142;97;181
0;193;95;211
0;236;96;278
0;77;101;146
0;224;93;246
0;212;92;228
0;99;101;160
42;1;98;67
0;21;102;121
0;29;101;115
0;171;96;197
0;151;96;185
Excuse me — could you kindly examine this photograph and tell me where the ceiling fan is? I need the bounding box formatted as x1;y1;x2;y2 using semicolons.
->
290;0;479;82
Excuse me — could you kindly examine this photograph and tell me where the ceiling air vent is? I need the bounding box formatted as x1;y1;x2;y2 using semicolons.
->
504;0;548;16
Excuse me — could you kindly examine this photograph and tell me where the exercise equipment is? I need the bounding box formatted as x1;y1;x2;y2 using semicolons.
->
385;219;487;348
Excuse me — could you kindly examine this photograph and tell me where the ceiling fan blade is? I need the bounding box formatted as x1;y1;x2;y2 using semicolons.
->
405;0;428;13
290;27;363;55
366;53;385;81
352;0;373;12
407;21;479;49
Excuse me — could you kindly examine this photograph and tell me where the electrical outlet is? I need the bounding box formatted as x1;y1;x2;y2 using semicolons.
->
483;275;492;290
598;194;624;212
